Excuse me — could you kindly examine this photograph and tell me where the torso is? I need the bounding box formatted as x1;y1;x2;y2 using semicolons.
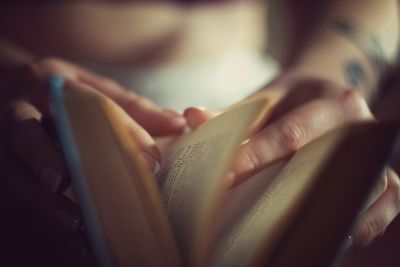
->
0;1;276;109
0;1;267;67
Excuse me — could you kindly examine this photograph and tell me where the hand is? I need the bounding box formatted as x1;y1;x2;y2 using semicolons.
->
0;57;186;264
0;141;95;267
186;73;374;183
185;71;400;249
0;57;186;194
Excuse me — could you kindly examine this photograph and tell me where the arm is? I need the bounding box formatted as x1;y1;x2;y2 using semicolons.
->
282;0;399;101
252;0;400;248
206;0;400;184
187;0;400;248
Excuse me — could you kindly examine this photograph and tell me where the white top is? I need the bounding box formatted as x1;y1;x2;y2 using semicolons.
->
83;50;279;111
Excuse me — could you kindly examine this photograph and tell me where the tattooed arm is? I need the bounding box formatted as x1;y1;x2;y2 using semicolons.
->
281;0;399;102
245;0;400;248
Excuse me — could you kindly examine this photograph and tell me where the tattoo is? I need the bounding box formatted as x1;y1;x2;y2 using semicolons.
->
333;18;386;75
333;18;387;102
343;60;367;89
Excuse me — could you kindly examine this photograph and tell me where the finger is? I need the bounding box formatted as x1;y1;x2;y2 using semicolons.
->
228;91;373;187
108;100;163;173
78;71;186;135
267;81;349;122
64;79;162;172
366;169;389;207
12;60;83;115
1;101;69;193
0;144;94;266
183;107;216;129
352;168;400;248
0;143;83;235
120;94;187;136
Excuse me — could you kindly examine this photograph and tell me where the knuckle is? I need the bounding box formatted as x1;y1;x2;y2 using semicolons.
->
278;118;305;151
338;90;370;119
241;145;262;174
376;172;388;196
360;216;383;245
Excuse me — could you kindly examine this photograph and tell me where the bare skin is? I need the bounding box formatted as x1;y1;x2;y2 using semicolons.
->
0;1;399;263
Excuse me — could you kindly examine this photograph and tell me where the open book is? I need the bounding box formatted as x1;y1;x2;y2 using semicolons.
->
49;77;399;267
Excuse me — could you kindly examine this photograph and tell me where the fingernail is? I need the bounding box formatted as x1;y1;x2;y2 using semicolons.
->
53;209;83;233
141;151;161;175
40;165;64;193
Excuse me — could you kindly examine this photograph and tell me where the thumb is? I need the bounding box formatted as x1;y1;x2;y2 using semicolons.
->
183;107;217;130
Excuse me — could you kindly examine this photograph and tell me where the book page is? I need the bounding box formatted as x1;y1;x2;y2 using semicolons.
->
212;160;287;250
54;89;181;267
159;95;279;266
210;125;348;267
210;122;398;267
270;123;398;267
